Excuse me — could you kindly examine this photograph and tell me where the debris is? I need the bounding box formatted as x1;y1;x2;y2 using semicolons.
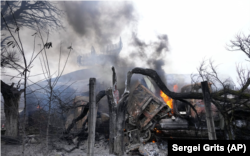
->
22;135;41;145
139;142;168;156
158;117;188;129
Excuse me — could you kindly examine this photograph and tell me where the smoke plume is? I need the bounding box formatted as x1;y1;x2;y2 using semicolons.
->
62;1;137;47
129;33;169;84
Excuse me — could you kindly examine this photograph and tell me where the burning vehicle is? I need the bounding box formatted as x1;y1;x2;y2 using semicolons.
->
123;77;222;152
62;73;224;154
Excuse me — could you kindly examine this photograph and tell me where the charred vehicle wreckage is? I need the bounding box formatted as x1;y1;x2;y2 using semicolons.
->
123;81;223;153
61;67;229;155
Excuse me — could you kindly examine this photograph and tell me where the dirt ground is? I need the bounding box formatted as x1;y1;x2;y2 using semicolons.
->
1;139;117;156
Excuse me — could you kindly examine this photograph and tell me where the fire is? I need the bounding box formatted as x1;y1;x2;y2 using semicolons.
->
154;128;162;134
160;85;178;114
160;90;173;110
173;84;178;92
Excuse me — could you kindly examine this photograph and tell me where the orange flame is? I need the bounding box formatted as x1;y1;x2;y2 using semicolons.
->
173;84;178;92
160;90;173;114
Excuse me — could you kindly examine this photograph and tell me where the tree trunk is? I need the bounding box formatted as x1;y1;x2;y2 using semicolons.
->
223;113;235;140
46;86;53;152
1;80;23;137
4;98;19;136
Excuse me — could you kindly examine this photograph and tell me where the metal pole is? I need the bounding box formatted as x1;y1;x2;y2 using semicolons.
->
87;78;96;156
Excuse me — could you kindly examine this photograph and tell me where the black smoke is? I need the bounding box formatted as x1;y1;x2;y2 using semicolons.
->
62;1;137;47
129;33;169;84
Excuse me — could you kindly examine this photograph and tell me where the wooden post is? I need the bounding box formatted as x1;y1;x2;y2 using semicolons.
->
106;88;117;154
112;66;119;104
115;94;129;156
106;67;119;154
87;78;96;156
201;81;217;140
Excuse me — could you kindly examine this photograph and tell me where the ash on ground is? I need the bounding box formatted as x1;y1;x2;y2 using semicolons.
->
138;141;168;156
1;134;169;156
1;135;113;156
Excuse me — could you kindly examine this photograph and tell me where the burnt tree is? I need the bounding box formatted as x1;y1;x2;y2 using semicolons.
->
1;80;24;137
1;1;64;31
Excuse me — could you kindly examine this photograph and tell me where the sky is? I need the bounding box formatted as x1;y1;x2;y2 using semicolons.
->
132;0;250;85
1;0;250;88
